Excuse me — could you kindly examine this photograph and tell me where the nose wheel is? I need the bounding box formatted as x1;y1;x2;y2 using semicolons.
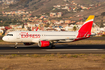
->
14;42;18;48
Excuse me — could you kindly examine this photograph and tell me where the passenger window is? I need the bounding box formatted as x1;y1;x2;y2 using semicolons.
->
7;34;13;36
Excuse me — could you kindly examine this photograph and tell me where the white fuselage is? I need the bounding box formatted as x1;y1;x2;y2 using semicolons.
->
2;31;78;43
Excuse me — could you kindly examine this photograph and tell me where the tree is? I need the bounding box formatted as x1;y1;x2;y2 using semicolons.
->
22;24;24;28
73;26;77;31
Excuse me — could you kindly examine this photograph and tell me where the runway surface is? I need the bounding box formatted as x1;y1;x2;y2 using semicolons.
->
0;36;105;54
0;44;105;54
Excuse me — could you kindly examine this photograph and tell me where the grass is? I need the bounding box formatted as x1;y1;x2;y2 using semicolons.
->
66;54;71;58
0;54;77;58
70;54;78;58
101;54;105;59
0;54;105;70
0;40;3;42
3;54;103;58
33;54;41;57
12;54;18;56
47;59;53;61
0;54;104;60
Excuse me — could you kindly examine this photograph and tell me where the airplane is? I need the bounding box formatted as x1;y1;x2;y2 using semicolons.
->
2;15;95;48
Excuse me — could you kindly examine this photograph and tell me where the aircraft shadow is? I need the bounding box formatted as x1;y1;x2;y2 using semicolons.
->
0;44;105;50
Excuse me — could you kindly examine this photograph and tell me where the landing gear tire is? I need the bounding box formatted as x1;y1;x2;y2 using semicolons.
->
14;46;17;49
14;42;18;48
50;41;56;49
50;45;55;49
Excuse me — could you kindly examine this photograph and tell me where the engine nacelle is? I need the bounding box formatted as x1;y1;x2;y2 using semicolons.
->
24;43;34;45
38;41;50;47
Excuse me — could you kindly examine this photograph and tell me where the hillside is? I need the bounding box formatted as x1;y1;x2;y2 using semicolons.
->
8;0;105;16
1;0;105;26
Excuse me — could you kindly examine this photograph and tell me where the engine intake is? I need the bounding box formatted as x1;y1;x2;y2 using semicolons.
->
38;41;50;47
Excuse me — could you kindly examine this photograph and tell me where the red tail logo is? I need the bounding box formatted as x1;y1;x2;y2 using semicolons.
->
77;15;94;39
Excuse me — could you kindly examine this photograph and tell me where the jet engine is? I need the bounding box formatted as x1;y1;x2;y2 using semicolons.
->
38;41;50;47
24;43;34;45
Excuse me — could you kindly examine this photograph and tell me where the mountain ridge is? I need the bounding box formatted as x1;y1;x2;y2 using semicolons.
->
8;0;105;16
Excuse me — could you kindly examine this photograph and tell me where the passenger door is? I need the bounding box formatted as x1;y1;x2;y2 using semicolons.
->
16;32;22;42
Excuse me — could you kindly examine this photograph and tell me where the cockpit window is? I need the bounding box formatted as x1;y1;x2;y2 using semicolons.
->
6;34;13;36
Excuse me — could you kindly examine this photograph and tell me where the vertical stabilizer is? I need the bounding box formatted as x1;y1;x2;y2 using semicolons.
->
77;15;94;39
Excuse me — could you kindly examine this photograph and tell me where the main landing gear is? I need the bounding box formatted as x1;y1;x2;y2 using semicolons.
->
51;45;55;49
50;42;56;49
14;42;18;48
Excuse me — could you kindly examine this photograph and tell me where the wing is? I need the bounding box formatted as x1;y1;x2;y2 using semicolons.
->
40;38;75;41
32;38;75;43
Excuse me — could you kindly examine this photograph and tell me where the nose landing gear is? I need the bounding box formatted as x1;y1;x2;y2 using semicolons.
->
14;42;18;48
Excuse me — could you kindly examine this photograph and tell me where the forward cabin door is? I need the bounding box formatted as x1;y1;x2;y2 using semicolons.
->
17;33;20;39
16;32;23;42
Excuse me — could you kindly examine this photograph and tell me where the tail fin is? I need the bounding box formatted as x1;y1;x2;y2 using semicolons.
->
77;15;94;39
36;27;39;31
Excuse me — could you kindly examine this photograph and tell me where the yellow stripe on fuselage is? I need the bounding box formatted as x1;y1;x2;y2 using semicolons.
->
85;15;94;22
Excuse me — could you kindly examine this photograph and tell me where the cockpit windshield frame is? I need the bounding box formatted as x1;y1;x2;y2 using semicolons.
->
6;34;13;36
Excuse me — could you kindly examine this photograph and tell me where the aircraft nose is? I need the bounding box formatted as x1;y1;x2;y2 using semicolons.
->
2;37;5;41
2;36;7;41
